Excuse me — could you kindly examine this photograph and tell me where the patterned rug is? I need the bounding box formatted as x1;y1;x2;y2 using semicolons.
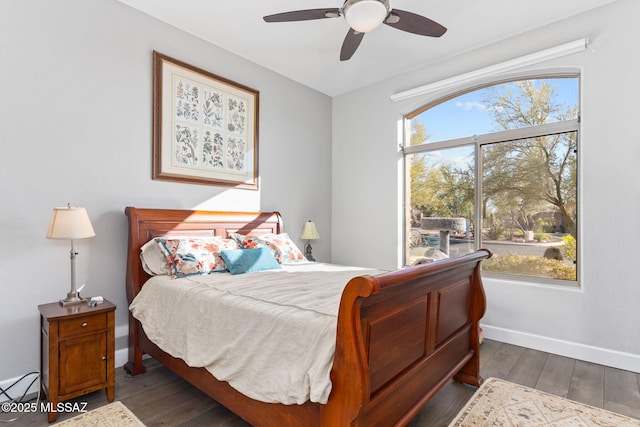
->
449;377;640;427
53;401;145;427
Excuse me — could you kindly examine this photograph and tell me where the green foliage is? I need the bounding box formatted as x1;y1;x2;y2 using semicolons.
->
487;222;504;240
537;220;552;233
534;232;549;242
410;120;429;147
562;234;576;262
483;254;576;280
408;119;474;219
482;80;578;238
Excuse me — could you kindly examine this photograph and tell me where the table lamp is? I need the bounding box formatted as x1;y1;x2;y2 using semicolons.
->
300;220;320;262
46;204;95;306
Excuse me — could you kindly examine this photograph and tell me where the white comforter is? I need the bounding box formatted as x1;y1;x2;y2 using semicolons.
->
129;263;383;405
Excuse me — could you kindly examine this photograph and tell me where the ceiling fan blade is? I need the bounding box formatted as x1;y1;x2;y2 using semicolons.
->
340;28;365;61
263;8;340;23
384;9;447;37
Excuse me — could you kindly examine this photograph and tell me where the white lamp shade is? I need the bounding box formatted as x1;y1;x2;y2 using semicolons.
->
345;0;388;33
301;221;320;240
46;206;96;240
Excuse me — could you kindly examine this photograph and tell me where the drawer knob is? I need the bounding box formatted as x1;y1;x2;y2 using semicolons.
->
102;356;107;361
82;322;88;328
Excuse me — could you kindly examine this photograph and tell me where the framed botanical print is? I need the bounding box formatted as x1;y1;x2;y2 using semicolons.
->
152;51;259;189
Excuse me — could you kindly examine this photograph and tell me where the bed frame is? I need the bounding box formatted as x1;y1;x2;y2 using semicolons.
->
124;207;491;427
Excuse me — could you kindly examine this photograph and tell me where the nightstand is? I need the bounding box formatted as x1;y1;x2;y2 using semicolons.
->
38;300;116;422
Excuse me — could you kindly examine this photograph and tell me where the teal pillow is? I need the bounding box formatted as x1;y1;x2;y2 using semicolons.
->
220;248;282;275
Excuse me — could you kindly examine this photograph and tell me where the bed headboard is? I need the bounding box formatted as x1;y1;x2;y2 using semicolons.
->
124;207;283;304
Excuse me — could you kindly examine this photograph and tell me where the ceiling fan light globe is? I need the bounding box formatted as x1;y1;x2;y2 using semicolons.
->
344;0;388;33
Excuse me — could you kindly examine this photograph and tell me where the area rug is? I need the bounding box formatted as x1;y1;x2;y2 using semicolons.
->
53;401;145;427
449;377;640;427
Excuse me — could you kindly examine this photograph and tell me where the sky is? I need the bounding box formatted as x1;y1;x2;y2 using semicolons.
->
413;77;579;144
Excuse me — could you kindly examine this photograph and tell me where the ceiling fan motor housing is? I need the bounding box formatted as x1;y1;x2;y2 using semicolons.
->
343;0;390;33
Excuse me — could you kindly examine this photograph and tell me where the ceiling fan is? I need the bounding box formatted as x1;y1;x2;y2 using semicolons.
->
263;0;447;61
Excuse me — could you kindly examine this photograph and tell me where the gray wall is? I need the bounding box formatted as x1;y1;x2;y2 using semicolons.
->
332;0;640;371
0;0;332;385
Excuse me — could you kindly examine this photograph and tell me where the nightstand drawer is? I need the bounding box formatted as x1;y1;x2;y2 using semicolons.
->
59;313;106;337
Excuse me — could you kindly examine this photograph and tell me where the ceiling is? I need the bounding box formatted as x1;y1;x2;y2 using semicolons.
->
116;0;616;97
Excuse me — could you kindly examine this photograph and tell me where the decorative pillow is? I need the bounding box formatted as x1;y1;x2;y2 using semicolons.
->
140;238;173;275
230;233;266;250
254;232;308;264
219;248;282;275
140;236;205;275
157;237;240;278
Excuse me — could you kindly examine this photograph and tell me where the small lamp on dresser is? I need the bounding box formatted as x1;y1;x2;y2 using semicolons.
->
301;220;320;262
46;204;95;306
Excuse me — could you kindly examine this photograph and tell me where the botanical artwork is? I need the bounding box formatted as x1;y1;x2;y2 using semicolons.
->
175;80;199;123
202;89;224;129
172;77;248;173
174;124;198;165
153;52;258;189
226;136;246;171
227;97;247;134
202;131;224;169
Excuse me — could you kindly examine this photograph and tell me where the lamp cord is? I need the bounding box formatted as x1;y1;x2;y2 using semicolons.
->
0;372;41;423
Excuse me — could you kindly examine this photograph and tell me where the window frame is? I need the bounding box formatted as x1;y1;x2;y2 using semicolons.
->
403;75;580;286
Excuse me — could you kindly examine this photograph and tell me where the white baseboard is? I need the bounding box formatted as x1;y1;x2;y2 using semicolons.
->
115;324;129;368
482;324;640;373
115;348;129;371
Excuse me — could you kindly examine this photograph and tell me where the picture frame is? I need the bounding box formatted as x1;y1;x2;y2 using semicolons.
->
152;51;259;189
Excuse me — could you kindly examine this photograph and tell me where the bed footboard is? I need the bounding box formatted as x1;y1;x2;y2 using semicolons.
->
324;249;491;427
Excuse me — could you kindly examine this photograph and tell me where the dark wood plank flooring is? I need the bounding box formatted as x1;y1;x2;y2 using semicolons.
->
12;339;640;426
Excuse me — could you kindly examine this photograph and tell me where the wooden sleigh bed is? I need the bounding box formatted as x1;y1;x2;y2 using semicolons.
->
124;207;491;427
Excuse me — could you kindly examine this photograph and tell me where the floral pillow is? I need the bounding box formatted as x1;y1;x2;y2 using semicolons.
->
157;237;240;278
231;232;307;264
140;236;205;275
230;233;266;250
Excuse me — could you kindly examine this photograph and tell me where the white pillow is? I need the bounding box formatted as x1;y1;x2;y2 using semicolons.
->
140;238;172;275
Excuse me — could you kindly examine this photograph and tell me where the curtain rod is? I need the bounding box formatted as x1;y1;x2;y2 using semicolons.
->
390;38;588;103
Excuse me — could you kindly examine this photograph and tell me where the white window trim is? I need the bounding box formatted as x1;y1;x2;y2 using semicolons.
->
391;39;587;103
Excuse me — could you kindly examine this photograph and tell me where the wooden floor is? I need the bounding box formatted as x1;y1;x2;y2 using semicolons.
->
14;339;640;426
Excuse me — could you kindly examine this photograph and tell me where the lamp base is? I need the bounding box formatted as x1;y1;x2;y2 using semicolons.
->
304;241;316;262
60;292;88;306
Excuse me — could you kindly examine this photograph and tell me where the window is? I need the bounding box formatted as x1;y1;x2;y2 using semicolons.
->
405;76;579;283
